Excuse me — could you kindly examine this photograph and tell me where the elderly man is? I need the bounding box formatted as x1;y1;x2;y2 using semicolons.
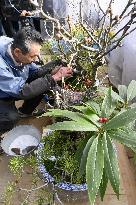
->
0;28;73;133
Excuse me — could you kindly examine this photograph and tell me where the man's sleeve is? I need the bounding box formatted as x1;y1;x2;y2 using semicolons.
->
0;61;56;100
19;74;56;99
0;65;26;98
28;60;67;81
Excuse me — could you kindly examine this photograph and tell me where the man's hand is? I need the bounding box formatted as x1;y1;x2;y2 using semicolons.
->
52;66;73;81
20;10;33;17
51;65;62;75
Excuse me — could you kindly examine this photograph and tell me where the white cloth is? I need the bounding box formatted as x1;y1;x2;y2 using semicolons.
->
108;31;136;87
95;0;136;87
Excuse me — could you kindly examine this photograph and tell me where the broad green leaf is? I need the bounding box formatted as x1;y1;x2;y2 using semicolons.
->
109;128;136;149
98;87;124;103
127;80;136;102
99;168;108;201
44;108;99;126
85;114;101;127
43;109;85;122
71;105;95;115
103;134;120;198
79;135;96;175
47;120;97;131
75;133;91;163
71;105;100;127
85;101;101;116
111;89;124;103
101;87;112;117
118;85;127;102
86;136;104;205
104;107;136;130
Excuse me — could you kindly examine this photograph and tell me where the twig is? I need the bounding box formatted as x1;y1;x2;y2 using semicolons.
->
119;0;134;20
96;0;105;15
80;23;102;49
79;0;83;23
107;17;134;44
19;182;48;192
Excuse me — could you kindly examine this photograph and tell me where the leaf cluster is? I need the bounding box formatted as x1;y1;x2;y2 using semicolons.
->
43;80;136;205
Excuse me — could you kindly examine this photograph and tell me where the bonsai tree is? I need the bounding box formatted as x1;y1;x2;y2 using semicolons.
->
39;0;136;88
44;80;136;205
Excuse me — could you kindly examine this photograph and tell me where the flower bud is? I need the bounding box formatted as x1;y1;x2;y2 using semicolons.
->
55;33;63;40
98;117;108;123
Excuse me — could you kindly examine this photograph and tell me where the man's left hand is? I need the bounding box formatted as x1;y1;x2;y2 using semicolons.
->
52;66;73;81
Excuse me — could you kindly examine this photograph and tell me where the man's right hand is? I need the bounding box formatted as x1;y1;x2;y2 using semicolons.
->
20;10;33;16
52;66;73;81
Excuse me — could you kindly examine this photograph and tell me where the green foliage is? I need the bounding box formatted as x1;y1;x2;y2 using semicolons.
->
44;109;98;131
86;136;104;205
9;155;37;176
101;87;112;117
9;156;26;176
79;134;96;175
2;181;17;205
104;107;136;130
118;85;127;102
41;131;86;184
99;168;108;201
44;80;136;205
103;133;119;198
127;80;136;102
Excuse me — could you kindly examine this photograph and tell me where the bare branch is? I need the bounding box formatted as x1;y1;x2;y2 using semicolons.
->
80;23;102;49
96;0;105;15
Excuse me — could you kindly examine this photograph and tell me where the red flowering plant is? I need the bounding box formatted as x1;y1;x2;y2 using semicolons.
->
39;1;136;204
43;80;136;205
4;1;136;205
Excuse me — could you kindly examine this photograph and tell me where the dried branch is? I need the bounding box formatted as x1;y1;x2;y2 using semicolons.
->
107;17;134;44
96;0;105;15
19;182;48;192
80;23;102;49
119;0;134;20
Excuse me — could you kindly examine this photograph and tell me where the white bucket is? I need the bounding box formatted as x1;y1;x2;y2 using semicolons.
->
1;125;41;156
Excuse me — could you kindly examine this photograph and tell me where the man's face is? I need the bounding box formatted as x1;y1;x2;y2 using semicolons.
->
13;42;41;65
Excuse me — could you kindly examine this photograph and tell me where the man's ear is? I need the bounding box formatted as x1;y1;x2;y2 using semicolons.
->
13;48;22;58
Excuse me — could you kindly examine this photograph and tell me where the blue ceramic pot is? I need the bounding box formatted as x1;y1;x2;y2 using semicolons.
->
37;130;87;192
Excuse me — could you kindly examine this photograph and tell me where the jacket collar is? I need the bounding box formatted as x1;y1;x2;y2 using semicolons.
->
7;44;22;66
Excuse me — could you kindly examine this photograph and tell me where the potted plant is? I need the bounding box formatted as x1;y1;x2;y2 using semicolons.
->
39;80;136;205
3;1;136;204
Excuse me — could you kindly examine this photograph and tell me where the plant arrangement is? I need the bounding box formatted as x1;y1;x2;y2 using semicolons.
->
40;130;88;184
40;0;136;108
40;0;136;90
43;80;136;205
5;81;136;205
3;1;136;205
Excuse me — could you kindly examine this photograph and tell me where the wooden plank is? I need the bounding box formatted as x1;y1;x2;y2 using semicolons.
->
117;143;136;205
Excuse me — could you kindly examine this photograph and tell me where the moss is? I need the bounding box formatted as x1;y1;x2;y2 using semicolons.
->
41;131;86;184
